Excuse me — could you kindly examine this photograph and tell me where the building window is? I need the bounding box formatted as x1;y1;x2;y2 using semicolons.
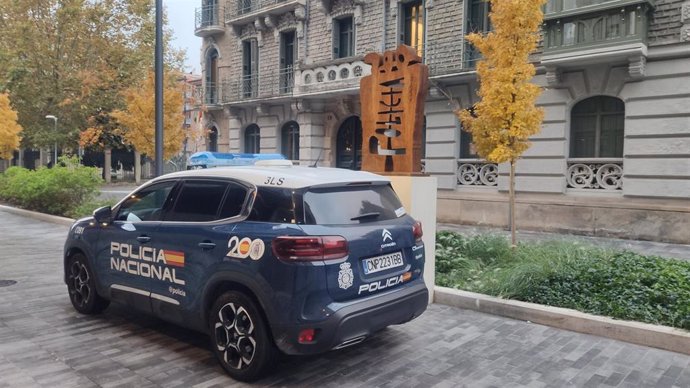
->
244;124;260;154
280;31;296;94
208;127;218;152
281;121;300;161
205;48;219;104
336;116;362;171
242;39;258;98
570;96;624;158
465;0;491;66
402;1;424;56
467;0;490;33
333;16;354;59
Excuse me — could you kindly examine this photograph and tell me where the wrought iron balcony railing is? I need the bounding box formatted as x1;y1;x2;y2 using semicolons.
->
567;158;623;191
195;5;225;36
192;82;226;107
224;68;295;103
424;41;476;75
230;0;299;20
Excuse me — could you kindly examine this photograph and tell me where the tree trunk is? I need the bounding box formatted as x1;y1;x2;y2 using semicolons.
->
509;159;516;247
104;147;112;183
134;150;141;184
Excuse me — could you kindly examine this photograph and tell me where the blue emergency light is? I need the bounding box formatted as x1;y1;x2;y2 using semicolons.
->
187;152;286;169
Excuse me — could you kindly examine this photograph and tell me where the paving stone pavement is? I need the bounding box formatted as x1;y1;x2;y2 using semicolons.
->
1;209;690;388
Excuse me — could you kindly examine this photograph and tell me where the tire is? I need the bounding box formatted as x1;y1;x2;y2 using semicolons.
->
209;291;277;382
66;253;110;314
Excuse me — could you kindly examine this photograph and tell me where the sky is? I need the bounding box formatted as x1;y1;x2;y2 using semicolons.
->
166;0;202;74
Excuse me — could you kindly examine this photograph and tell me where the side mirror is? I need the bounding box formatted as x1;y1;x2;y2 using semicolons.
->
93;206;113;225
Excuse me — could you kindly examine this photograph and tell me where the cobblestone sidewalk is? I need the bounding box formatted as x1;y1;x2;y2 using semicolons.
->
1;210;689;387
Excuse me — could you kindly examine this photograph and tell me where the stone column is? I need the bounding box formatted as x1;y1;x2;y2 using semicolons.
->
104;147;112;183
227;107;243;153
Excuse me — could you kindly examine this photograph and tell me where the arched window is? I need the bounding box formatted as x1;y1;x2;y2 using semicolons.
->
571;96;624;158
205;48;219;104
208;127;218;152
336;116;362;170
281;121;300;160
244;124;260;154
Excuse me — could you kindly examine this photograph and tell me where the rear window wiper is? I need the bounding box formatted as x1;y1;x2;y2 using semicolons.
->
350;212;380;221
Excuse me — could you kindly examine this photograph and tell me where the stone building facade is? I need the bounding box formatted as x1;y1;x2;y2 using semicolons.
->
194;0;690;243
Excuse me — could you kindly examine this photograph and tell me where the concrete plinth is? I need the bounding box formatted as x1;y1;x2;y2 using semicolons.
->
389;176;438;303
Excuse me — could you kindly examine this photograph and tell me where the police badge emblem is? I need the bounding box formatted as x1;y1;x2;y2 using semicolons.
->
338;262;353;290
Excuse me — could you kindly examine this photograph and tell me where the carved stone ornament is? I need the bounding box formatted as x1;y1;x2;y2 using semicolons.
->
681;2;690;42
256;104;269;116
291;99;310;114
360;45;429;174
628;55;646;78
545;66;562;86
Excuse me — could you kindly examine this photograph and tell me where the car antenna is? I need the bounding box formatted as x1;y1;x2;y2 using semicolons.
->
310;148;323;168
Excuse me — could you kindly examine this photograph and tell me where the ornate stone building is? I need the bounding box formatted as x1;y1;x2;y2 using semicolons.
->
194;0;690;243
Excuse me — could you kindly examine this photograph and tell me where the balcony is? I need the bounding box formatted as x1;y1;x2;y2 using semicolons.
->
224;69;295;104
227;0;305;26
195;5;225;37
542;0;653;69
294;58;371;96
193;82;226;110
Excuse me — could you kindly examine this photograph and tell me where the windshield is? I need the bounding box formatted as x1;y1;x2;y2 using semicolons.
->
303;184;405;225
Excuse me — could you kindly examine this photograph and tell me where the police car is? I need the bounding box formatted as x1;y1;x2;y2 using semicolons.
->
63;159;428;381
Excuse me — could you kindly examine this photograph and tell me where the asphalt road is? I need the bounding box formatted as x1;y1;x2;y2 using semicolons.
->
1;210;689;387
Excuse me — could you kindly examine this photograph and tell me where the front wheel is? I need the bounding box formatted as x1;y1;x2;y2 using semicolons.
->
66;253;109;314
209;291;277;382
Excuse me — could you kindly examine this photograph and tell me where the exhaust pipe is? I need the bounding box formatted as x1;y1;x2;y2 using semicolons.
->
333;335;367;350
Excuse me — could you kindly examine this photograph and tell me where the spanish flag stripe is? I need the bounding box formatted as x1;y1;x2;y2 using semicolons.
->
164;250;185;267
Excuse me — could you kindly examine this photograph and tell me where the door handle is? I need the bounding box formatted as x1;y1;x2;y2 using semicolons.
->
137;235;151;243
198;242;216;249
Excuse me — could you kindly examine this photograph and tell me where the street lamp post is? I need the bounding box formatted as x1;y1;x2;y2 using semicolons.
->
45;115;58;165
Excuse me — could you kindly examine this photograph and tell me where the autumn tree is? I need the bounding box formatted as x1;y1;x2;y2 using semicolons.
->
112;71;186;182
0;0;184;153
0;93;23;160
457;0;546;246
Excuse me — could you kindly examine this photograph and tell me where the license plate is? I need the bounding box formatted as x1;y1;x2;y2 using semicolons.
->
362;252;404;275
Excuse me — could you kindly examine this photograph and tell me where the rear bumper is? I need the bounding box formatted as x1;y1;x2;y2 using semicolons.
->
274;281;428;355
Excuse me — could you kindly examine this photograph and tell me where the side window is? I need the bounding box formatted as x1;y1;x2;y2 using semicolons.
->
247;187;295;223
115;181;177;222
166;180;229;222
219;182;250;219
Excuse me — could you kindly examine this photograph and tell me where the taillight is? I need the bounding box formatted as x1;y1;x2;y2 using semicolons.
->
272;236;348;262
412;221;423;242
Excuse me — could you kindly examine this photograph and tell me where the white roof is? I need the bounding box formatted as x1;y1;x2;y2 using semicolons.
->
154;165;390;189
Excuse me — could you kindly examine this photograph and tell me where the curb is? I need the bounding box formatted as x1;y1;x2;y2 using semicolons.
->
434;286;690;356
0;205;75;227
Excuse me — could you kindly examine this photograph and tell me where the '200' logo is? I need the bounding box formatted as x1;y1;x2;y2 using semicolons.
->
227;236;265;261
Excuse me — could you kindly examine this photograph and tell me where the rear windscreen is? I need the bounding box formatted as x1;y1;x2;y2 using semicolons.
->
303;184;405;225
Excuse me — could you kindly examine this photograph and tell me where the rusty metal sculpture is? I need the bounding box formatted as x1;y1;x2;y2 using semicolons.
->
360;44;428;174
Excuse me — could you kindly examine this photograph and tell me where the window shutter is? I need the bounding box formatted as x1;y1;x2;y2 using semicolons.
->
333;19;341;58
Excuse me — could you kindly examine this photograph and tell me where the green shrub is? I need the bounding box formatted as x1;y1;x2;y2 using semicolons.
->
436;231;690;330
0;156;102;217
68;198;117;219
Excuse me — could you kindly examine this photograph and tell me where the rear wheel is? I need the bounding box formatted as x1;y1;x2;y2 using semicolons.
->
209;291;276;382
66;253;109;314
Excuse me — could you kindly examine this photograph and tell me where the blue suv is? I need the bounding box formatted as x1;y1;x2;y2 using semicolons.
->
64;161;428;381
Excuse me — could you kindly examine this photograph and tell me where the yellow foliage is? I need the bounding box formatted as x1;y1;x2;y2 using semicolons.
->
79;127;104;149
0;93;23;159
112;71;186;160
456;0;546;164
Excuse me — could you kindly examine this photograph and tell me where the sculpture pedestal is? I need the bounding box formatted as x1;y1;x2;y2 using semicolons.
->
389;176;437;304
